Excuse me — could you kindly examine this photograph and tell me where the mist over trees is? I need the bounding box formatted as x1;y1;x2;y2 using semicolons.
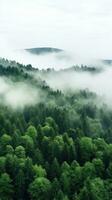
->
0;59;112;199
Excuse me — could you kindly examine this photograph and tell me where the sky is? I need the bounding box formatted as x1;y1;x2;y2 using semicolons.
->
0;0;112;66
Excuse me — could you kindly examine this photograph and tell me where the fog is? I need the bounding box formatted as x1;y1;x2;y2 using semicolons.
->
34;67;112;105
0;48;77;70
0;0;112;68
0;77;41;109
0;35;99;69
0;0;112;107
0;62;112;109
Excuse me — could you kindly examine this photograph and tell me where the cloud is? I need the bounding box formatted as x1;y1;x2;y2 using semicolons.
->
0;77;41;109
34;67;112;106
0;0;112;65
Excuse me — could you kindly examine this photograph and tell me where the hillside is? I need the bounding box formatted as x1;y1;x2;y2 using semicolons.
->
0;59;112;200
25;47;64;55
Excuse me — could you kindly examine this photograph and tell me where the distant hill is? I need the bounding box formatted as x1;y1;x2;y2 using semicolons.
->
25;47;64;55
25;48;112;67
102;60;112;65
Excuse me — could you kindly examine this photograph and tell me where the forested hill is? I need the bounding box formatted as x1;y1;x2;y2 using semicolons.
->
25;47;63;55
0;58;112;200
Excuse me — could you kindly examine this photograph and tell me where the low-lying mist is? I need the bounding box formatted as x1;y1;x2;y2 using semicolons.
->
0;77;42;109
0;43;106;70
0;47;76;70
34;67;112;106
0;51;112;109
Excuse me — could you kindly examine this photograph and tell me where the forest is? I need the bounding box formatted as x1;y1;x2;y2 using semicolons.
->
0;58;112;200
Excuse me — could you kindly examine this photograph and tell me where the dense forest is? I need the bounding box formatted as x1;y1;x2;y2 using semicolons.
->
0;58;112;200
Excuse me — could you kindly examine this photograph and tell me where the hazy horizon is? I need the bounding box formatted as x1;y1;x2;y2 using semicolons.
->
0;0;112;68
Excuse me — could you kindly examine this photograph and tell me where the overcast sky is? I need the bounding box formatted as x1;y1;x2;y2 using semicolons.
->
0;0;112;62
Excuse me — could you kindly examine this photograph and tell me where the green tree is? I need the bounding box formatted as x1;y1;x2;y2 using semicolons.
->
52;178;60;199
0;157;6;174
33;164;46;178
92;158;104;177
82;162;95;180
15;146;26;158
29;177;51;200
79;178;108;200
50;158;60;179
6;145;14;155
70;163;82;195
79;137;96;163
26;125;37;141
24;157;34;189
0;173;13;200
21;135;34;157
15;169;25;200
